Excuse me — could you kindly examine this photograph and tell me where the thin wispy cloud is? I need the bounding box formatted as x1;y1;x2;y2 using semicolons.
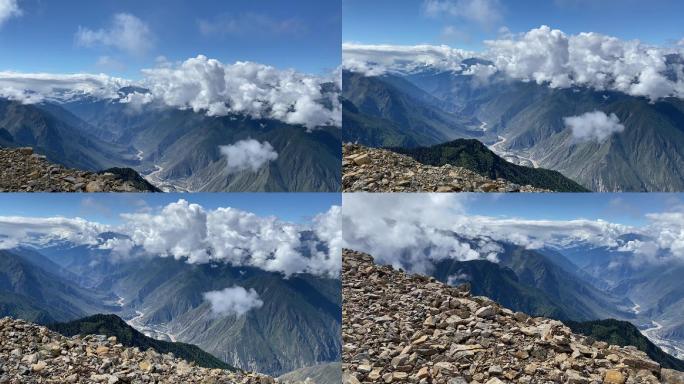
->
422;0;503;28
76;13;154;56
198;12;306;38
0;0;21;27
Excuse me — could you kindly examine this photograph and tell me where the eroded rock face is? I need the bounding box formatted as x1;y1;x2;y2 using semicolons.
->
0;317;274;383
342;144;547;193
0;147;157;192
342;249;681;384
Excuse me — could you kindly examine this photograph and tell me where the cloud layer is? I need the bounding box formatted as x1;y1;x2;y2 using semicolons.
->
0;57;340;129
219;139;279;174
0;216;105;250
342;43;473;76
0;200;342;278
0;72;130;103
342;194;684;274
139;56;341;129
203;286;264;317
564;110;625;141
343;26;684;101
76;13;153;56
0;0;20;26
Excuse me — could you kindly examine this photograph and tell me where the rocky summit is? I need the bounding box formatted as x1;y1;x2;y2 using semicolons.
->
0;147;157;192
342;249;684;384
0;317;274;383
342;144;547;193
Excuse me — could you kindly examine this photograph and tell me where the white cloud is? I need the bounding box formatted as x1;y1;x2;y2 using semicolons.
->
120;199;211;263
423;0;502;27
447;272;471;286
120;200;342;277
1;200;342;278
0;71;130;103
342;43;474;76
643;212;684;261
310;205;343;278
485;25;572;88
342;194;484;273
563;110;625;141
0;216;105;250
76;13;153;56
198;13;305;37
140;55;341;129
203;286;263;317
342;194;637;273
0;56;341;129
344;25;684;101
0;0;20;27
219;139;278;174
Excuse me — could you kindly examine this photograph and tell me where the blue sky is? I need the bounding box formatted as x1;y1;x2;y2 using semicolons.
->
463;193;684;227
0;0;340;77
343;0;684;50
0;193;340;225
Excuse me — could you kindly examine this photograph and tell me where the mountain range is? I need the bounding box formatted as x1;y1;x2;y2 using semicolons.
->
0;242;341;377
389;139;588;192
47;314;235;370
0;92;341;192
343;67;684;192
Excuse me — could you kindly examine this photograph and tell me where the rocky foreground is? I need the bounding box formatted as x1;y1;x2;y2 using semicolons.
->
0;147;158;192
0;317;274;383
343;144;548;193
342;249;684;384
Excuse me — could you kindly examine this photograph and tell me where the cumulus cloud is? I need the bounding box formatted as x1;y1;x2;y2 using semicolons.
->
310;205;343;278
198;13;305;37
0;56;340;129
342;194;640;273
219;139;278;174
139;56;341;129
0;71;130;103
643;212;684;261
563;110;625;141
76;13;153;56
1;200;341;278
118;200;342;277
0;0;20;26
343;25;684;101
423;0;502;27
342;194;485;273
203;286;263;317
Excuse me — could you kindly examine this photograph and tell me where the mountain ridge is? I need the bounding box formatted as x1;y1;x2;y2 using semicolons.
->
342;248;684;383
390;138;589;191
47;313;236;370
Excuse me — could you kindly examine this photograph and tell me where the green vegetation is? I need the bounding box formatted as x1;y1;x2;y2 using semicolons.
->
48;314;236;370
566;319;684;371
391;139;589;192
432;259;571;321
